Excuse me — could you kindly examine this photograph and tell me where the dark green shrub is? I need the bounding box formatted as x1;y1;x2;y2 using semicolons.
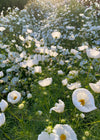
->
0;0;28;13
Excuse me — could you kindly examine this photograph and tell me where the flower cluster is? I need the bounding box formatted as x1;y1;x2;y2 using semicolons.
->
0;0;100;139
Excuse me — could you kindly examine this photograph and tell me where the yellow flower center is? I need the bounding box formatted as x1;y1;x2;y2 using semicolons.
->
13;96;17;100
60;134;66;140
79;99;85;106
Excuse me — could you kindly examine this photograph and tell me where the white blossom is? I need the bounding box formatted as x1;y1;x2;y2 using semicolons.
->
53;124;77;140
72;88;97;112
0;113;5;127
7;90;21;104
89;80;100;93
38;78;52;87
0;99;8;112
50;99;65;113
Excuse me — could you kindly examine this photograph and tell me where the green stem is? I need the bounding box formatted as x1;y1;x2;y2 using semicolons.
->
0;129;11;140
86;120;100;125
8;110;22;122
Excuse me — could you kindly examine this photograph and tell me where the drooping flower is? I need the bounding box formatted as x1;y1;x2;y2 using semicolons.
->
86;48;100;59
7;90;21;104
50;100;65;113
0;113;6;127
67;82;81;90
89;80;100;93
72;88;97;112
51;31;61;39
38;131;58;140
53;124;77;140
0;99;8;112
38;78;52;87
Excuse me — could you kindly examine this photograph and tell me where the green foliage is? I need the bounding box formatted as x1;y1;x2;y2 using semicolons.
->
0;0;28;13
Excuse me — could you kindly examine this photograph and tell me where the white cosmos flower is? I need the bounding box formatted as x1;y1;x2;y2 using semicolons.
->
72;88;97;112
89;80;100;93
53;124;77;140
38;131;58;140
0;99;8;112
7;91;21;104
86;48;100;59
38;78;52;87
50;100;65;113
0;113;6;127
67;82;81;90
51;31;61;39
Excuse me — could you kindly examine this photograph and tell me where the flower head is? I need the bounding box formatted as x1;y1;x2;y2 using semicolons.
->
0;99;8;112
38;78;52;87
53;124;77;140
0;27;5;32
50;99;65;113
0;71;4;78
51;31;61;39
0;113;5;127
72;88;97;112
78;45;88;51
38;131;58;140
7;90;21;104
86;48;100;59
34;66;42;73
62;79;68;86
67;82;81;90
89;80;100;93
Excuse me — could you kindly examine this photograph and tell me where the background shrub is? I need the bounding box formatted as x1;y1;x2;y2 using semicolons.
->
0;0;28;13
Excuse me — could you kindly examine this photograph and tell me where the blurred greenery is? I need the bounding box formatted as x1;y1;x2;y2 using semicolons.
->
0;0;28;13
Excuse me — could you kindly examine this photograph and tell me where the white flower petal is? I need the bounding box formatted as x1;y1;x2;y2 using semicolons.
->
70;49;78;55
78;45;88;51
0;113;5;127
38;131;58;140
67;82;81;90
89;82;100;93
0;71;4;78
34;66;42;73
0;99;8;112
38;78;52;87
72;88;97;112
51;31;61;39
50;99;65;113
58;70;64;75
62;79;68;86
53;124;77;140
86;48;100;58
